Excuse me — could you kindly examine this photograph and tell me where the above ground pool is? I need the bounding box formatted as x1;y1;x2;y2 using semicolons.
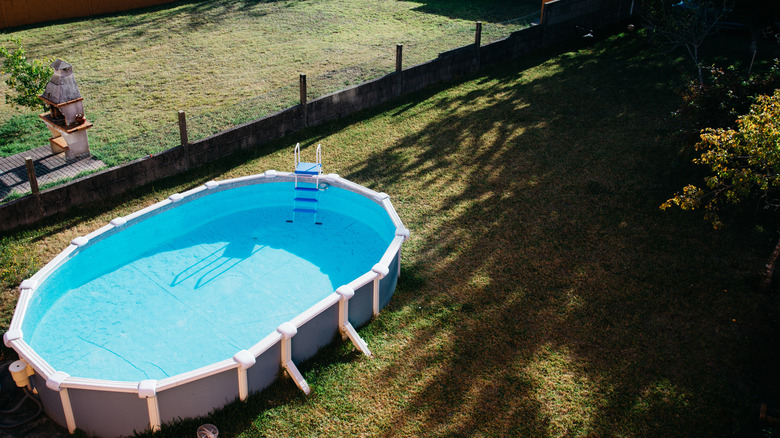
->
4;170;408;437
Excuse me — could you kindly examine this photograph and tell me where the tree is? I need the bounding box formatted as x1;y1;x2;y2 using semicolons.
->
0;37;52;111
732;0;780;67
641;0;731;84
674;60;780;139
662;89;780;290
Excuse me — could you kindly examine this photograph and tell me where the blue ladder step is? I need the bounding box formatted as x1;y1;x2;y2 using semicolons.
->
295;162;321;175
293;208;317;214
294;197;317;203
295;186;318;192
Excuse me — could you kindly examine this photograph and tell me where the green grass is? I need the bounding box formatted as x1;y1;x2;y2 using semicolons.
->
2;31;780;437
0;0;539;161
0;114;51;156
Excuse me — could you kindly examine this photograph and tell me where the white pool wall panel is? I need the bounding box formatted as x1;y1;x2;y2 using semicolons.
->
348;280;376;328
68;388;149;437
158;368;239;425
380;253;401;310
290;301;340;364
290;293;341;329
245;341;283;395
31;373;68;429
156;360;235;393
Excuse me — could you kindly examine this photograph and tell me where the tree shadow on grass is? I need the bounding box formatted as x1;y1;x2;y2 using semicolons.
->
407;0;541;24
346;33;780;437
10;0;282;52
6;31;780;438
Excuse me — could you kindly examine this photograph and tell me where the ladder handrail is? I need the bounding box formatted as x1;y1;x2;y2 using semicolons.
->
291;143;323;224
293;142;300;189
315;143;321;188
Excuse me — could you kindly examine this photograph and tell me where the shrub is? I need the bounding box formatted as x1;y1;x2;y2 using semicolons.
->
0;37;52;111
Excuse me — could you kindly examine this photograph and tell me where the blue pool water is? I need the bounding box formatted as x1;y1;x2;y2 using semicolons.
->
23;182;394;382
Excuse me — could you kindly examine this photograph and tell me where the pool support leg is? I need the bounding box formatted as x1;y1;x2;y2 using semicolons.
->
233;350;256;401
138;380;161;433
46;371;77;434
371;264;390;317
336;286;372;357
277;323;311;395
342;323;372;357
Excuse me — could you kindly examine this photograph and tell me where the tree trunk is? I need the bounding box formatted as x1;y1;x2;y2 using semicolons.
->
759;233;780;293
694;45;704;85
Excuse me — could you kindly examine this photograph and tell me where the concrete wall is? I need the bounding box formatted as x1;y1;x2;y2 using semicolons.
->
0;0;633;232
0;0;175;29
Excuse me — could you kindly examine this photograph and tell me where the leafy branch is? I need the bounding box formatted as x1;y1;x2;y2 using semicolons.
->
642;0;731;84
662;89;780;289
663;90;780;224
0;37;52;111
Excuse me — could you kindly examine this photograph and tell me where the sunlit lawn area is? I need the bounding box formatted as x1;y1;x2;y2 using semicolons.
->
0;0;539;160
2;29;780;437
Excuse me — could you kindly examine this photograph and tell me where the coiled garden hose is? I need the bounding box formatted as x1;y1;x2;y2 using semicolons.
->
0;387;44;429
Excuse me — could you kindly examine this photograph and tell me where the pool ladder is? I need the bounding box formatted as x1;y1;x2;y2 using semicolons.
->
289;143;322;224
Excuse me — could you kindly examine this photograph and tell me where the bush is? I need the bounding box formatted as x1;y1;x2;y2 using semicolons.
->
0;37;51;111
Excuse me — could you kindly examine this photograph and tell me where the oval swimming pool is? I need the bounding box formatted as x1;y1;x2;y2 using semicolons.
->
4;171;408;437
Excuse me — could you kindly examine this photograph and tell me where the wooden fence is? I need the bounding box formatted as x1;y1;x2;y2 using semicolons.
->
0;0;174;29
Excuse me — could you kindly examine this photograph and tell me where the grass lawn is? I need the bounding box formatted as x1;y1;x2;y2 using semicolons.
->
2;30;780;437
0;0;539;162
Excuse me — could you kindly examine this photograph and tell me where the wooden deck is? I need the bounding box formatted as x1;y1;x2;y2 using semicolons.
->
0;145;106;201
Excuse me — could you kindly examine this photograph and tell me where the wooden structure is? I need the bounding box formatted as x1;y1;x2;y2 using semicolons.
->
0;0;175;29
38;60;93;161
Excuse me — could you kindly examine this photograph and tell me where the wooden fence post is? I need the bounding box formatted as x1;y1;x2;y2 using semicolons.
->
396;44;403;73
178;110;190;169
395;44;403;97
474;21;482;71
25;157;39;196
300;73;308;128
25;157;44;217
